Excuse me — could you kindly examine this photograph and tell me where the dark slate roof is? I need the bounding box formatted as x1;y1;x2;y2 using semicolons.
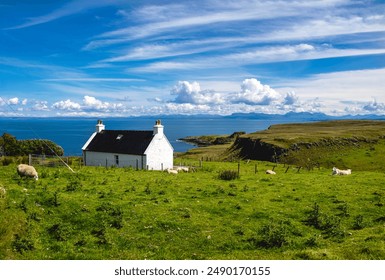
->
84;130;154;155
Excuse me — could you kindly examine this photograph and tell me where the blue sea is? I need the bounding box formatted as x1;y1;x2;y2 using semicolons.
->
0;115;324;156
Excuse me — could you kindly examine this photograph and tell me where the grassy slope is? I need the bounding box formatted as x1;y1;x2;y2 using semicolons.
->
245;120;385;147
1;161;385;260
179;120;385;171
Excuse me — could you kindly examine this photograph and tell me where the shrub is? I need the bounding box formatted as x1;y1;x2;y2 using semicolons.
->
305;203;346;240
1;157;15;166
12;234;34;253
47;223;71;241
305;203;322;229
91;226;108;245
218;170;239;180
96;202;123;229
257;221;289;248
353;215;365;230
66;178;82;192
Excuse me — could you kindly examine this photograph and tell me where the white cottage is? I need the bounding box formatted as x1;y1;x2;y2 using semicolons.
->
82;120;173;170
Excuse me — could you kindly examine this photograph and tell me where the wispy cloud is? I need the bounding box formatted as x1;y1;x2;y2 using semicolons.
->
98;0;351;40
85;0;385;76
128;44;385;73
5;0;123;30
41;78;144;83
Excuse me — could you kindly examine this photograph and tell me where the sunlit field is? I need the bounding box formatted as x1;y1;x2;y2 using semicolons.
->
1;158;384;260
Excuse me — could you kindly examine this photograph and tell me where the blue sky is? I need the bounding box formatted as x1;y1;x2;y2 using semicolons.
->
1;0;385;117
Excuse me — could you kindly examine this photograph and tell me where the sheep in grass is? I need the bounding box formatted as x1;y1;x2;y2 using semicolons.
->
0;187;5;198
165;168;178;174
17;164;39;180
176;167;189;172
265;170;276;175
332;167;351;175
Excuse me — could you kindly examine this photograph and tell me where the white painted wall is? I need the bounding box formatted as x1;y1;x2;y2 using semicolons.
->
144;134;174;170
83;151;147;169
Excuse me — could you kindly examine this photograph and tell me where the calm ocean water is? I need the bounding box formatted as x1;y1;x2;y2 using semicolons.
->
0;116;303;155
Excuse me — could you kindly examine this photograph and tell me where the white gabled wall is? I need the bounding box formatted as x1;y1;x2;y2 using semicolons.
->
144;134;173;170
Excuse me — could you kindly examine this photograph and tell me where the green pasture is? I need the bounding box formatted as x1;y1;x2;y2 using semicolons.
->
1;159;385;260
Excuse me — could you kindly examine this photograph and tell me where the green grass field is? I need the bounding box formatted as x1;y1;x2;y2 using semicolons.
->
1;159;385;260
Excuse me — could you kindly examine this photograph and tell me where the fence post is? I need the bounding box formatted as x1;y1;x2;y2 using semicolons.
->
29;154;32;165
237;161;240;177
255;163;258;174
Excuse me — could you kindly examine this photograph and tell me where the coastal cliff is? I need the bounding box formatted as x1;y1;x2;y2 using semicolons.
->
179;120;385;170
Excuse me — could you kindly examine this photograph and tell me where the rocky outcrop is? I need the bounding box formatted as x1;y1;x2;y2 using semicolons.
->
179;131;245;147
228;137;287;161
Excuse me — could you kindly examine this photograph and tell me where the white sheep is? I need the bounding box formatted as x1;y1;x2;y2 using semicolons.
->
17;164;39;180
332;167;351;175
166;168;178;174
0;187;6;198
176;167;189;172
266;170;276;175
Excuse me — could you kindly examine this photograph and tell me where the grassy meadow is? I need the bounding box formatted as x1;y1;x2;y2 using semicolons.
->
1;158;385;260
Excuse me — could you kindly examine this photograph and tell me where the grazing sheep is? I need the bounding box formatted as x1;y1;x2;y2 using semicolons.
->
0;187;5;198
17;164;39;180
332;167;351;175
166;168;178;174
176;167;189;172
266;170;276;175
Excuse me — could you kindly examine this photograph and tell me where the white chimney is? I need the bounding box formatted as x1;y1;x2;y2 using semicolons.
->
153;119;164;137
96;119;105;133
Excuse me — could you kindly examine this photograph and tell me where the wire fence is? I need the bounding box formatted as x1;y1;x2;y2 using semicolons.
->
28;154;82;168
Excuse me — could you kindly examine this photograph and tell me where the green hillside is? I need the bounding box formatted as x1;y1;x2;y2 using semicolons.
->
180;120;385;171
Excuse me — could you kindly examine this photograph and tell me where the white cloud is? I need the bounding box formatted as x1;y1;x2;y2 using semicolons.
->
8;97;19;105
171;81;225;105
49;95;127;114
52;99;81;111
83;95;125;112
83;95;109;110
230;78;281;105
32;101;49;111
362;99;385;113
283;92;299;106
167;78;303;114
